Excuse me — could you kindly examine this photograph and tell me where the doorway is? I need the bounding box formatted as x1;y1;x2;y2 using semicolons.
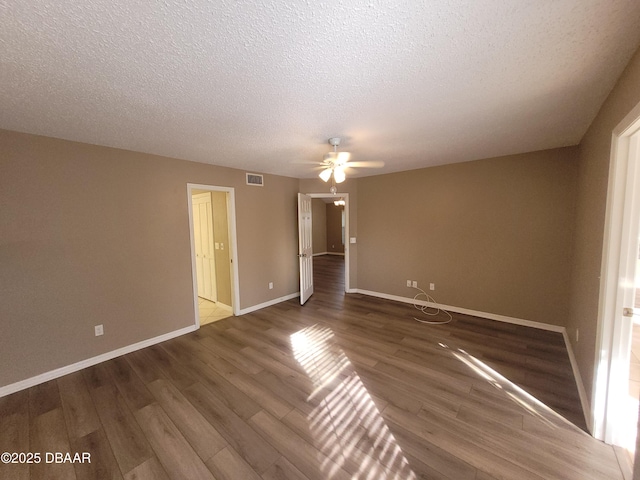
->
593;101;640;461
187;184;240;327
301;193;351;298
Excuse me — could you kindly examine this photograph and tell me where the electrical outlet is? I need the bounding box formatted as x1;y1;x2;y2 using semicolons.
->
268;282;273;290
412;281;418;288
95;324;104;336
406;280;411;287
430;283;435;291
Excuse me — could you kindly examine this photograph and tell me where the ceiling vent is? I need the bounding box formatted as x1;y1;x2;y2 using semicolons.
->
246;173;264;186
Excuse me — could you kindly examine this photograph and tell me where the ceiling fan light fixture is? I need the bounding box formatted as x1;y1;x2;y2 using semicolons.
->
333;167;346;183
319;168;332;182
336;151;350;165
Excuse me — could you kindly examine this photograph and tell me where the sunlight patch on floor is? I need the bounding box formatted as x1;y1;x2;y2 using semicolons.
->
291;325;417;480
438;341;569;429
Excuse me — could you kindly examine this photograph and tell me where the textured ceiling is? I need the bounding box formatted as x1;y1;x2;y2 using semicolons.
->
2;1;640;179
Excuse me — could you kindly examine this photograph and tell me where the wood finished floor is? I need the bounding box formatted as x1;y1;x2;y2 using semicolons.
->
0;255;627;479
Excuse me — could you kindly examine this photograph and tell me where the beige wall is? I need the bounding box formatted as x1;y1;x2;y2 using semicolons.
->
357;147;578;326
311;198;327;254
326;204;345;254
567;46;640;404
0;129;299;387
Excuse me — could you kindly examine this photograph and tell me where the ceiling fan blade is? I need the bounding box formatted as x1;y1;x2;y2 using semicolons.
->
344;161;385;168
292;160;324;165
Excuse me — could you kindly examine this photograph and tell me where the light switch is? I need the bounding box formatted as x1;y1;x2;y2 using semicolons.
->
349;237;356;244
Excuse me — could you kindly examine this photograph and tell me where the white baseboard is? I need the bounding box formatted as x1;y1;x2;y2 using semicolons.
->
312;252;345;257
0;324;198;398
237;292;300;315
562;329;593;433
353;289;564;332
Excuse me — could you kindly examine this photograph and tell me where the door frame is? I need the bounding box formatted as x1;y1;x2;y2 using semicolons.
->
306;193;350;292
187;184;240;327
593;100;640;443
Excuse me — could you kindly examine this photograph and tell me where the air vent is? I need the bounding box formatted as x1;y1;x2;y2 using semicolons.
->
246;173;264;186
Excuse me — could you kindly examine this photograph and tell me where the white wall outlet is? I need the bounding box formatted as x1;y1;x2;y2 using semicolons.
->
268;282;273;290
430;283;435;291
406;280;411;287
95;324;104;336
215;242;220;249
412;281;418;288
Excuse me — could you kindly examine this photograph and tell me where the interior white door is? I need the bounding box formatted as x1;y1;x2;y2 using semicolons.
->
193;193;217;302
594;111;640;443
603;130;640;446
298;193;314;305
192;203;204;297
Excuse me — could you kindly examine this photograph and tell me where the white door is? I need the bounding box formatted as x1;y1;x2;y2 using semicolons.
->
595;115;640;444
298;193;314;305
193;193;217;302
192;203;204;297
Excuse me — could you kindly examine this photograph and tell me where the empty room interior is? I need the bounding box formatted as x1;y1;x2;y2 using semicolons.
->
3;2;640;479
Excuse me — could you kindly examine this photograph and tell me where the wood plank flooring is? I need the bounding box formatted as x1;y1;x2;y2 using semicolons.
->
0;255;628;479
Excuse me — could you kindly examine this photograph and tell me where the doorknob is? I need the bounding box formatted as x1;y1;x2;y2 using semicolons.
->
623;307;635;317
298;253;307;258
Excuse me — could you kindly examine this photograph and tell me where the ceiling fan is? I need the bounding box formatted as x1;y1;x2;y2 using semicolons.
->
318;138;384;192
